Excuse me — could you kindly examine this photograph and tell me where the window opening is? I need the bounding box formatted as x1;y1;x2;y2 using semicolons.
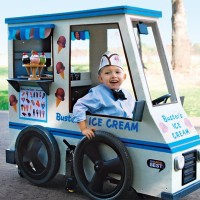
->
133;21;177;105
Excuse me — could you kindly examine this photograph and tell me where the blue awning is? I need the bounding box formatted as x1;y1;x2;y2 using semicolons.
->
71;31;90;40
8;24;55;40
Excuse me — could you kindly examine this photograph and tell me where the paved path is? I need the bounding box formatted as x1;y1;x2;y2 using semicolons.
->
0;111;199;200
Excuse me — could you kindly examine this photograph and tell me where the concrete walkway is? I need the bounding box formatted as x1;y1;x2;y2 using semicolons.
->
0;111;199;200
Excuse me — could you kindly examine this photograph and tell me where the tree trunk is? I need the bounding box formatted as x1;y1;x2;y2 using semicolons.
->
171;0;191;70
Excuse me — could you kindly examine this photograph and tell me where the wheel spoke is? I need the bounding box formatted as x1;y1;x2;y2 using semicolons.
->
23;139;46;172
31;155;46;172
89;170;107;192
28;138;43;154
105;157;123;174
85;143;102;163
21;147;31;162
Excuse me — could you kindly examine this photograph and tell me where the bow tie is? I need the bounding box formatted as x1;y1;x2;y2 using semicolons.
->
112;90;127;100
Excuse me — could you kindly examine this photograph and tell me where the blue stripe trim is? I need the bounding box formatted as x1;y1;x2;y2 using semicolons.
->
162;180;200;199
47;127;83;139
9;122;199;154
5;6;162;24
168;135;200;147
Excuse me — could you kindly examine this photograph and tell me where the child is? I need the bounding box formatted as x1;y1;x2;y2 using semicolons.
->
72;51;135;139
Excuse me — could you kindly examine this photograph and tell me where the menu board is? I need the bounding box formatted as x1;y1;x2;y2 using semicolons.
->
19;86;47;122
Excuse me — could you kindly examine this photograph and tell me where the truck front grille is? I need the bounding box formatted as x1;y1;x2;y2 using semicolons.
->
182;150;197;185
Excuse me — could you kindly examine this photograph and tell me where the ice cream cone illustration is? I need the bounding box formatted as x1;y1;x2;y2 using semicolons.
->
9;94;18;112
56;98;62;107
13;104;17;112
56;62;65;79
58;45;63;53
57;36;66;53
60;71;64;79
55;88;65;107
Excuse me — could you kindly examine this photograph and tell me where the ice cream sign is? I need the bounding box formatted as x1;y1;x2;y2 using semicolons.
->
19;86;47;122
158;112;194;142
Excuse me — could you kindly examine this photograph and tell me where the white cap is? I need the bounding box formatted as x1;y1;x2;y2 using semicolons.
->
98;51;123;73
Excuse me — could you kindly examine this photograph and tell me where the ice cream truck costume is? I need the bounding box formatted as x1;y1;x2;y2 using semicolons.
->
5;6;200;200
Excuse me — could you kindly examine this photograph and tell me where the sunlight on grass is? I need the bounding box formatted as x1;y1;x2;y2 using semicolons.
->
0;66;8;110
0;65;199;117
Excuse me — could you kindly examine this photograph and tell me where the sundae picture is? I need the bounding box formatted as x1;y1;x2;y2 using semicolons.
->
9;94;18;112
57;36;66;53
55;88;65;107
56;62;65;79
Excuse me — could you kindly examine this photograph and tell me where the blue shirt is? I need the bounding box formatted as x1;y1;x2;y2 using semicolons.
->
72;84;135;122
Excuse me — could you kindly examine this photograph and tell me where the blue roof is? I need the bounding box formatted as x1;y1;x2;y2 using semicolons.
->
5;5;162;25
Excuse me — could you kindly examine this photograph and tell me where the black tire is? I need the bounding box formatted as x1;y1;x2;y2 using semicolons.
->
73;131;133;200
15;125;60;185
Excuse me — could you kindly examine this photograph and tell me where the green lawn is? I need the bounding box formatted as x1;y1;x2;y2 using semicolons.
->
0;66;199;117
0;66;8;110
178;87;200;117
0;91;8;110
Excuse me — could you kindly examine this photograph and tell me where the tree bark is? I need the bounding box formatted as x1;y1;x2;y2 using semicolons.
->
171;0;191;70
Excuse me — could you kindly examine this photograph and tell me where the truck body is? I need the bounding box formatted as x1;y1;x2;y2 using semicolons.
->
5;6;200;200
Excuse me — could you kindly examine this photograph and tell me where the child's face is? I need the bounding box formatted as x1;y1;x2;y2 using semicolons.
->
98;65;126;90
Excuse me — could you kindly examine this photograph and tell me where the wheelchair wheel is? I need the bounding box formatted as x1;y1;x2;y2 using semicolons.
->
15;125;60;185
73;131;133;200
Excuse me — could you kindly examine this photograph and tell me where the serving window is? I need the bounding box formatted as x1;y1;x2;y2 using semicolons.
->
69;23;136;116
9;24;54;80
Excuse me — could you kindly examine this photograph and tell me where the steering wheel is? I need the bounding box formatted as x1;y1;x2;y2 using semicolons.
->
152;94;171;105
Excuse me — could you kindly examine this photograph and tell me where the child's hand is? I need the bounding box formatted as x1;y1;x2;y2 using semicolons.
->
82;127;96;139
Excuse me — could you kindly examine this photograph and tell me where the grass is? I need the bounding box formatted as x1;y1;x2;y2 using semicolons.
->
178;87;200;117
0;66;8;110
0;66;199;117
0;91;8;110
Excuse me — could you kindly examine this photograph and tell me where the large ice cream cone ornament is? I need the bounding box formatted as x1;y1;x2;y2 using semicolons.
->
57;36;66;53
9;94;18;112
55;88;65;107
30;50;40;64
22;52;31;75
22;52;30;64
56;62;65;79
38;52;46;76
39;52;46;65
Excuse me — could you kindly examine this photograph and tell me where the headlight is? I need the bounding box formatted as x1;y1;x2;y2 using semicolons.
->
174;155;185;171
